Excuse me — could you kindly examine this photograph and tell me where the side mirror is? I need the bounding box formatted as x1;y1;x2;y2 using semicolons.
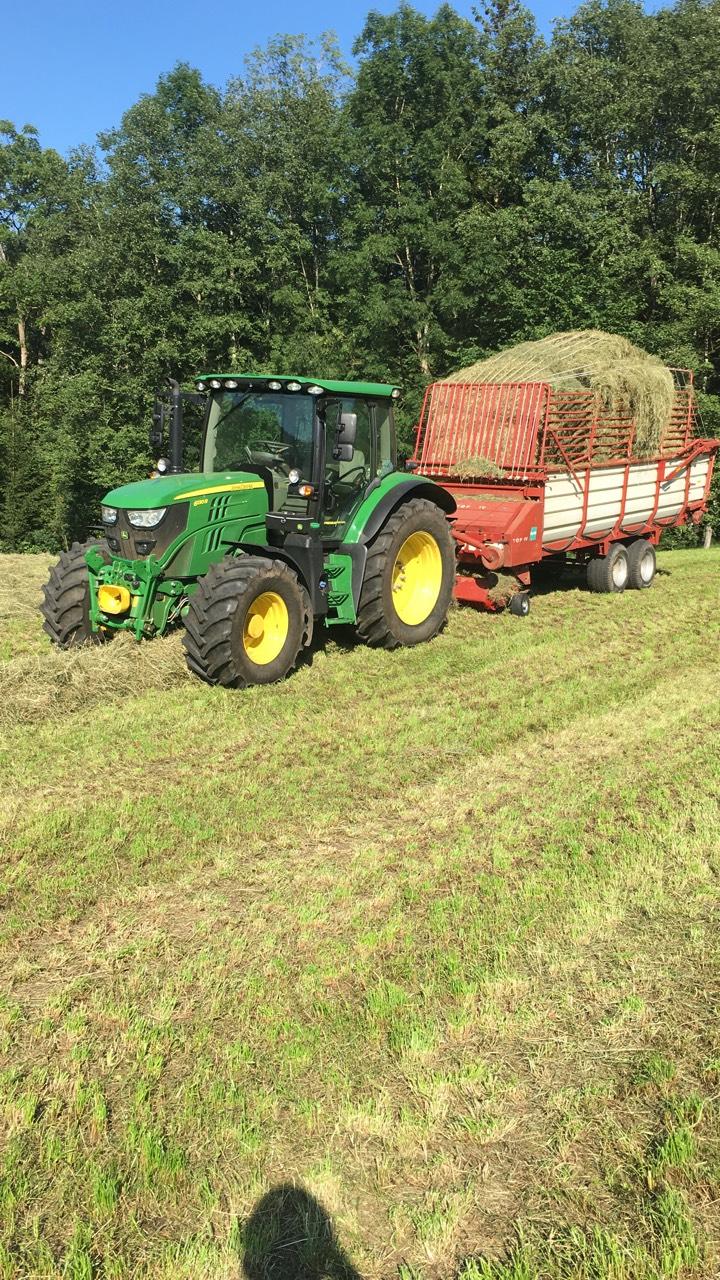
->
333;411;357;463
337;411;357;446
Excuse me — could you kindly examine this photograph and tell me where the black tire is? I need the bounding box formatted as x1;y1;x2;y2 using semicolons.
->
356;498;456;649
41;539;109;648
586;544;629;594
626;539;656;589
182;555;313;688
509;592;530;617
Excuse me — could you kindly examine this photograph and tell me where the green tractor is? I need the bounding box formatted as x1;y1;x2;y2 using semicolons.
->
41;374;457;686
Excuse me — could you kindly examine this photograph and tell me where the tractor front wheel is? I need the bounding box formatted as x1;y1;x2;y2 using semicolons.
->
182;556;313;687
356;498;455;649
41;539;109;648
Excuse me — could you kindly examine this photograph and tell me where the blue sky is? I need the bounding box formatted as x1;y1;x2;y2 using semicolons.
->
2;0;585;156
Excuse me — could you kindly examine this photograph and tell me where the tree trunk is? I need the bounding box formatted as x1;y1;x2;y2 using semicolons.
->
17;317;28;397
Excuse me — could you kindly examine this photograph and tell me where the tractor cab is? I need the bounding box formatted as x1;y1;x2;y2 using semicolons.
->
193;374;401;539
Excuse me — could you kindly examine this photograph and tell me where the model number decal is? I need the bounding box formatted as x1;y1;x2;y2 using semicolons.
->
174;481;265;501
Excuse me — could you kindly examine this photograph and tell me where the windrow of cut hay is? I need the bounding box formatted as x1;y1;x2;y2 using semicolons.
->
0;631;192;733
446;330;675;459
0;556;194;732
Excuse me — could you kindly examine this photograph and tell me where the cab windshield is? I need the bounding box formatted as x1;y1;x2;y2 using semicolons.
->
203;391;315;479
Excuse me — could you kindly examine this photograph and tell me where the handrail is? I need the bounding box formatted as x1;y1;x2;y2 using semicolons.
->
663;438;715;485
545;428;582;486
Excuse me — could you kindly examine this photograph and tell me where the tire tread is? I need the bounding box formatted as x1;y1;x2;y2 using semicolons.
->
182;556;313;687
40;540;108;647
356;497;455;648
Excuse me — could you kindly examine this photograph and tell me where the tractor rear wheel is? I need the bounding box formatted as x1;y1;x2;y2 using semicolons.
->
182;556;313;687
356;498;455;649
41;539;109;648
626;538;656;589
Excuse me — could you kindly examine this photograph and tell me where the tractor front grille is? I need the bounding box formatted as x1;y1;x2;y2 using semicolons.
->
105;503;189;561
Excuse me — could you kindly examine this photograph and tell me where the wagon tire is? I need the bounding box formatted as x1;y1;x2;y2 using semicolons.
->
41;539;110;648
182;555;313;688
509;592;530;617
626;539;656;589
587;544;629;594
356;498;455;650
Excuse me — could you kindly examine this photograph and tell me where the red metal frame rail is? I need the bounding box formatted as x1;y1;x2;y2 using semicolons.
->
412;369;719;611
413;370;700;480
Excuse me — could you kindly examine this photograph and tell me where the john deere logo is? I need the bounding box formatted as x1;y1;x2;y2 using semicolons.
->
121;529;129;539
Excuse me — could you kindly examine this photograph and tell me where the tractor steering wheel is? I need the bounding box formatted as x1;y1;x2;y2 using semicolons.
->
242;443;291;475
326;464;367;489
256;439;291;458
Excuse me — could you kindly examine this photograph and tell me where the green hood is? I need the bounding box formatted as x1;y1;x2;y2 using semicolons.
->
103;471;267;509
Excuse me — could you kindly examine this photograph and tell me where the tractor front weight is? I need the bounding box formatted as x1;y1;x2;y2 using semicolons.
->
86;548;185;640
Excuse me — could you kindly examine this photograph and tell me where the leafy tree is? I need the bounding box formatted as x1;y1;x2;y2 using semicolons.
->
341;2;486;415
1;1;719;547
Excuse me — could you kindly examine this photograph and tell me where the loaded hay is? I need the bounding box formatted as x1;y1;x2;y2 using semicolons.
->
446;330;675;458
449;455;504;480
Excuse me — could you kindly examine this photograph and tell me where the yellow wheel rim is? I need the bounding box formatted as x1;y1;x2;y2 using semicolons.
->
391;531;443;626
242;591;289;665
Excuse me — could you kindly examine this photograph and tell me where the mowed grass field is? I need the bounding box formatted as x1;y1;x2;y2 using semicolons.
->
0;548;719;1280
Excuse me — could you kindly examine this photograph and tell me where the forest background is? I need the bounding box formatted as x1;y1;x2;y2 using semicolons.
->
2;0;719;552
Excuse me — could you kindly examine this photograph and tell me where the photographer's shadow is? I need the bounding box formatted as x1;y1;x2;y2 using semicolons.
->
241;1182;361;1279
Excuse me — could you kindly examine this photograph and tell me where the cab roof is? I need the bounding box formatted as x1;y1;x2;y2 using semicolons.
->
195;373;401;398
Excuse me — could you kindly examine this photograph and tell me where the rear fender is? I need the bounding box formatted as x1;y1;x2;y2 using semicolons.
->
352;477;456;548
336;476;455;615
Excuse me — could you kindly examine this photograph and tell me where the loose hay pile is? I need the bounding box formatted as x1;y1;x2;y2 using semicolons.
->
0;629;192;732
446;330;675;458
449;455;504;480
0;555;194;733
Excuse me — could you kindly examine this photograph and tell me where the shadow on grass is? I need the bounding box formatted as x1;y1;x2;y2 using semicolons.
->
528;560;672;597
527;564;587;597
242;1183;361;1279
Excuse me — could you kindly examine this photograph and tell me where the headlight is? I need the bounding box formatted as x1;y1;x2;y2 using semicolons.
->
101;505;118;525
127;508;167;528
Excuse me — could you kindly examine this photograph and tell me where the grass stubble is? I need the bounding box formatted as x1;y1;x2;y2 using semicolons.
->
0;548;718;1278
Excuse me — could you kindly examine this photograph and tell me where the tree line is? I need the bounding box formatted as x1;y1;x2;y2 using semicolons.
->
1;0;719;551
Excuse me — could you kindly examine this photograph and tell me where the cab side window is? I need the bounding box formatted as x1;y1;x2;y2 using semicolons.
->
374;401;395;476
322;397;372;536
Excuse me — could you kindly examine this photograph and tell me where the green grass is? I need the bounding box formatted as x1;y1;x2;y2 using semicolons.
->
0;547;719;1278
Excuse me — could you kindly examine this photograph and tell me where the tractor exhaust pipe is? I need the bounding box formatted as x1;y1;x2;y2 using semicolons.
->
151;377;204;474
168;378;183;475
